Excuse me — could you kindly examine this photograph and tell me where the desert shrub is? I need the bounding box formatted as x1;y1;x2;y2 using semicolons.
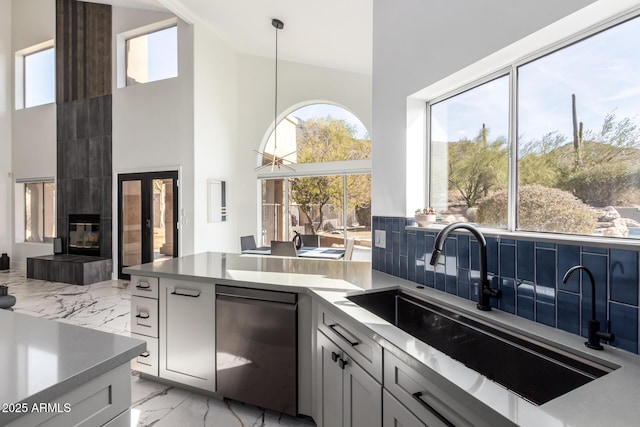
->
558;162;632;206
477;184;597;234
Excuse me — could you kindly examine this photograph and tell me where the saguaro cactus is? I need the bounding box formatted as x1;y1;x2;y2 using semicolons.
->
572;93;584;166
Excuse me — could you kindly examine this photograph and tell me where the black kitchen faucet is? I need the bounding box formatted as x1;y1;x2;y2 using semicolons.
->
430;222;502;311
563;265;615;350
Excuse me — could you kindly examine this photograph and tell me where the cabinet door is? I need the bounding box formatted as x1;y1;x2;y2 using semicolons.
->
159;279;216;392
343;352;382;427
318;331;345;427
383;389;426;427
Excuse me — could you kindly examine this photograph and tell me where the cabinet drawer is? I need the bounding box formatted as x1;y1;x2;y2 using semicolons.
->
131;295;159;337
317;303;382;382
384;350;471;427
383;389;427;427
131;335;158;376
131;275;159;299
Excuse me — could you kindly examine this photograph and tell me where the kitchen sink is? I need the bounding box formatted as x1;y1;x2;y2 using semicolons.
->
346;288;617;405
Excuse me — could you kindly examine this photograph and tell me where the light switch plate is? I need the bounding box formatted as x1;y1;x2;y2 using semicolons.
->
374;230;386;248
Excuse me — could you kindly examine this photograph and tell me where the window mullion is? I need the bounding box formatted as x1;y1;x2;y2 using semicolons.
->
343;175;348;247
507;66;518;232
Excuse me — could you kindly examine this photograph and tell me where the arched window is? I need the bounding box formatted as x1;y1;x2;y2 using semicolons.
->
258;103;371;260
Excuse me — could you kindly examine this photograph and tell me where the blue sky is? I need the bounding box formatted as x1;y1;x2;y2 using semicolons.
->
432;15;640;149
25;48;55;107
147;26;178;81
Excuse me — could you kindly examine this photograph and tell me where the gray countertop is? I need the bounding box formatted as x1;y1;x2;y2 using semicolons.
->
0;310;145;425
124;252;640;427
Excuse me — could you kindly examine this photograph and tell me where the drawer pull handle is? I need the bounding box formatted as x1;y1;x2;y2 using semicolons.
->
412;392;455;427
139;351;150;358
328;324;359;347
171;289;201;298
331;351;340;362
338;358;348;370
136;312;150;319
136;281;152;290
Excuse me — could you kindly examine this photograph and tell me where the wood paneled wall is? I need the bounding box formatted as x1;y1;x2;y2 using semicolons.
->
56;0;111;103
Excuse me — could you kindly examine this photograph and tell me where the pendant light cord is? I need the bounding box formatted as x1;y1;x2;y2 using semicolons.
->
274;22;278;159
272;19;283;170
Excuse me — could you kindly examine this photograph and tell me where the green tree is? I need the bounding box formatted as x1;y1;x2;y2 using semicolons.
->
558;113;640;205
448;126;508;208
518;131;566;187
290;117;371;232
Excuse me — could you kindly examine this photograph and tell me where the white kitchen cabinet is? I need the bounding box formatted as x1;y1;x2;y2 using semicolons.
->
130;275;159;376
317;303;383;382
384;350;494;427
159;278;216;392
130;335;158;376
317;330;381;427
383;389;427;427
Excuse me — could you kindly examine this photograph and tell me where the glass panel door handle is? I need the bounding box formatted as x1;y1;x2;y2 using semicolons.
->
146;219;151;228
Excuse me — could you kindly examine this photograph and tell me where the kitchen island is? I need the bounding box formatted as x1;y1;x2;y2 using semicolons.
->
0;309;145;427
124;252;640;427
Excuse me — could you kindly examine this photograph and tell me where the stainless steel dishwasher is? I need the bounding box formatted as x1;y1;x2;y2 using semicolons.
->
215;285;298;416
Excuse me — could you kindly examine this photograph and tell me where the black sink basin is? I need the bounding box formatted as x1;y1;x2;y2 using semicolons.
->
347;288;616;405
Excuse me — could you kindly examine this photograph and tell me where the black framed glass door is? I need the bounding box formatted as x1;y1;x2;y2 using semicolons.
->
118;171;178;279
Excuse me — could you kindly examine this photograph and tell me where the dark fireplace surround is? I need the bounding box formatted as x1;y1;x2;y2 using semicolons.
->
68;214;101;257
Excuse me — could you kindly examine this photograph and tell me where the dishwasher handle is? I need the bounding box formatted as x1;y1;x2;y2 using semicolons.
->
216;285;296;305
216;294;297;310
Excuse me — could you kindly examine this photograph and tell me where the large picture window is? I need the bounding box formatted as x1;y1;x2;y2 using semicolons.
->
427;13;640;240
23;181;56;243
258;104;371;259
429;76;509;228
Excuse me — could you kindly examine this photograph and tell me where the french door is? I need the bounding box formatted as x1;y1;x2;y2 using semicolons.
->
118;171;178;279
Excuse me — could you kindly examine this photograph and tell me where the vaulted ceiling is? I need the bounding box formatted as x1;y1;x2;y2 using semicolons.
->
97;0;372;75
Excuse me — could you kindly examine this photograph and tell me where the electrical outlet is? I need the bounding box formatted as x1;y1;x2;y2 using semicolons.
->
374;230;386;248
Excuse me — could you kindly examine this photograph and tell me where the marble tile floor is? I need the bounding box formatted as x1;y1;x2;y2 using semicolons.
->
1;269;316;427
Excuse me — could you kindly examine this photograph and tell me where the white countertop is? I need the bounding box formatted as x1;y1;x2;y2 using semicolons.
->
0;310;145;425
124;252;640;427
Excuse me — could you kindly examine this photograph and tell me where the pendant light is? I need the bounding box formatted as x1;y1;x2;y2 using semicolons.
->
255;18;295;172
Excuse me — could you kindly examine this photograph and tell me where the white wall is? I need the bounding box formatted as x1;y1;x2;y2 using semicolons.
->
192;23;237;254
10;0;56;267
0;0;11;258
112;7;195;272
371;0;600;217
234;54;372;251
5;1;372;268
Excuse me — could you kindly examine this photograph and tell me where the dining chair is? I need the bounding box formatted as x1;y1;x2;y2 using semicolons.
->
240;235;257;251
301;234;320;247
344;238;355;261
270;240;299;257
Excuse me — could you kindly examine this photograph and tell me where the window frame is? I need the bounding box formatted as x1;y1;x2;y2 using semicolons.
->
423;8;640;246
15;40;55;110
15;178;56;244
116;17;178;89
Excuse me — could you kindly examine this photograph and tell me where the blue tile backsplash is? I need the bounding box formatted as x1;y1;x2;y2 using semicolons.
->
372;216;640;355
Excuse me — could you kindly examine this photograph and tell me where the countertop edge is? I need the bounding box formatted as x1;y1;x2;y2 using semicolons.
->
123;253;640;427
1;310;146;425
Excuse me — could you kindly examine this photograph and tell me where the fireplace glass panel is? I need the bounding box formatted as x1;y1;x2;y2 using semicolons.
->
68;214;100;256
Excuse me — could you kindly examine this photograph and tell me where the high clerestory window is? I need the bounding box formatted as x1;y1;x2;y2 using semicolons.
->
117;18;178;88
428;12;640;240
15;41;55;109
